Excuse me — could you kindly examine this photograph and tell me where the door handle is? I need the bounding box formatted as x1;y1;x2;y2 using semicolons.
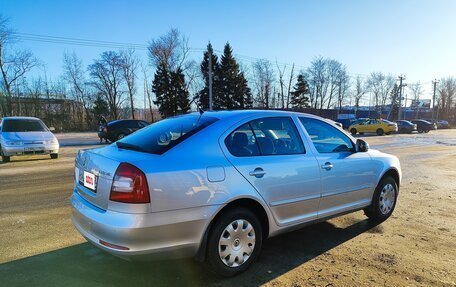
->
249;168;266;178
321;162;333;171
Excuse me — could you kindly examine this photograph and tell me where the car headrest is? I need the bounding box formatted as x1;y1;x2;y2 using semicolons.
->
257;137;274;154
232;132;249;148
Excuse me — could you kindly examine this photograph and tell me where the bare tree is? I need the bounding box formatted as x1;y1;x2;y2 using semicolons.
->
285;63;295;109
276;61;286;109
148;28;190;72
438;77;456;119
0;15;39;116
305;57;326;109
252;59;275;109
142;65;155;122
62;52;92;127
120;49;139;119
367;72;394;111
88;51;125;120
336;67;350;110
408;82;422;117
353;76;367;109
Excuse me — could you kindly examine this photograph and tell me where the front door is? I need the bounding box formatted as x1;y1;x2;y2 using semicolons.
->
222;116;321;226
299;117;377;218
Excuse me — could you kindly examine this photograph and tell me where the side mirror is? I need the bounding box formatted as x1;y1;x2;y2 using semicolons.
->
356;139;369;152
49;127;55;132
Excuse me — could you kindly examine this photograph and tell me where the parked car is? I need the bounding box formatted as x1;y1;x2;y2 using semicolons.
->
71;110;401;276
395;120;417;134
0;117;59;162
424;119;449;129
98;119;149;142
411;120;436;133
436;120;450;129
349;118;398;136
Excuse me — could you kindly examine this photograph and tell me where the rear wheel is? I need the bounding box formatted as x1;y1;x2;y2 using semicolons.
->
1;155;10;163
376;128;384;136
50;153;58;159
206;208;263;277
350;128;357;135
364;176;398;222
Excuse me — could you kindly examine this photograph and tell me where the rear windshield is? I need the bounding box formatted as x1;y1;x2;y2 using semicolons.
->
2;119;48;132
381;119;394;124
117;114;218;154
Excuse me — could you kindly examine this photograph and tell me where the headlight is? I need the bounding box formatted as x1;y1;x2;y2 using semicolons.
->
46;139;58;145
5;140;22;146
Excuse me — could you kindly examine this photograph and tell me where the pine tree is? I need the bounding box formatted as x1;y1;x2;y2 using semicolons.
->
290;74;310;109
171;68;190;115
218;43;252;110
197;43;220;110
152;63;190;117
152;63;171;117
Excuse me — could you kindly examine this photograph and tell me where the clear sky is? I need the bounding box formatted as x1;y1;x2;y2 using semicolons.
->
1;0;456;100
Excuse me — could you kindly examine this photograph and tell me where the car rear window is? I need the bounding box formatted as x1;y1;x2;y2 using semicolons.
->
2;119;47;132
381;119;394;124
117;114;218;154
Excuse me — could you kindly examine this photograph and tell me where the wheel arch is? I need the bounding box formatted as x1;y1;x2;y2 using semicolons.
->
194;197;270;262
379;168;400;189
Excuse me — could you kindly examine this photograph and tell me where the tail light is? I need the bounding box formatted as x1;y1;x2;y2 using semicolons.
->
110;163;150;203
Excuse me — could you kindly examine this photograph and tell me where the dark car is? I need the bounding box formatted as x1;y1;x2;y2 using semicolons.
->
395;120;417;133
99;119;149;142
424;119;450;129
411;120;436;133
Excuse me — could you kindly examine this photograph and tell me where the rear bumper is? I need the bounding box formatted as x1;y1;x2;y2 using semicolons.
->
70;191;219;260
1;143;59;156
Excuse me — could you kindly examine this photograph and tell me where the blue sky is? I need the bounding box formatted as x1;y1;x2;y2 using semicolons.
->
1;0;456;100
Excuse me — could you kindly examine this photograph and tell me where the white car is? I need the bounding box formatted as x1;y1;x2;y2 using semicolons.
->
0;117;59;162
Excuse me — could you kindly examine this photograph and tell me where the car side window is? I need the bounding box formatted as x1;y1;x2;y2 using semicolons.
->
250;117;305;155
225;123;260;157
300;117;354;153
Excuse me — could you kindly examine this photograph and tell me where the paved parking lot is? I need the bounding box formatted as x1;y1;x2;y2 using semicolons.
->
0;131;455;286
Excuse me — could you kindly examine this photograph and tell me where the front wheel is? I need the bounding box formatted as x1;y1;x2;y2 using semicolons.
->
376;128;384;136
50;153;59;159
206;208;263;277
350;128;357;135
364;176;398;222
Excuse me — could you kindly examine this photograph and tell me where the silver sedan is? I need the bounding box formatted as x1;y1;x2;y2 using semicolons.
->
0;116;59;162
71;110;401;276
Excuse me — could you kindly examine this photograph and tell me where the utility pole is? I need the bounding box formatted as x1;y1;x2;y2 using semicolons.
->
208;48;213;112
397;75;406;120
432;79;439;121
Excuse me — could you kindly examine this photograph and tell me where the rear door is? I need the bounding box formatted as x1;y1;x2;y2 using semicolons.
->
222;116;321;226
299;117;377;218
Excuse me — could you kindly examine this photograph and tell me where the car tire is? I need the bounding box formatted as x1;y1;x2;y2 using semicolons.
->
50;153;59;159
2;155;10;163
206;208;263;277
376;129;384;136
417;128;423;133
350;128;357;135
364;176;398;222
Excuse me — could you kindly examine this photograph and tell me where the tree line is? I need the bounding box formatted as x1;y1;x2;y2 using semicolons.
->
1;14;456;130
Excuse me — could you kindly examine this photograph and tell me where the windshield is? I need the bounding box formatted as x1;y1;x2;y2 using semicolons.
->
117;114;219;154
2;119;48;132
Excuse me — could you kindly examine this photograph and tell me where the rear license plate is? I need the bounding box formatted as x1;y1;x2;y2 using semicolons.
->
83;171;97;191
24;147;44;152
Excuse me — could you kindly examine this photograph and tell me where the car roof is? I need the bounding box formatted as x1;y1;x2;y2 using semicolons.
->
187;109;320;121
1;116;41;121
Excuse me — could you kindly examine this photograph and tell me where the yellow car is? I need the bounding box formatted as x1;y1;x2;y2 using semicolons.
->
349;119;398;136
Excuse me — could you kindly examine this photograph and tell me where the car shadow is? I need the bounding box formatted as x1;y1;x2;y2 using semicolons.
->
0;217;379;287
